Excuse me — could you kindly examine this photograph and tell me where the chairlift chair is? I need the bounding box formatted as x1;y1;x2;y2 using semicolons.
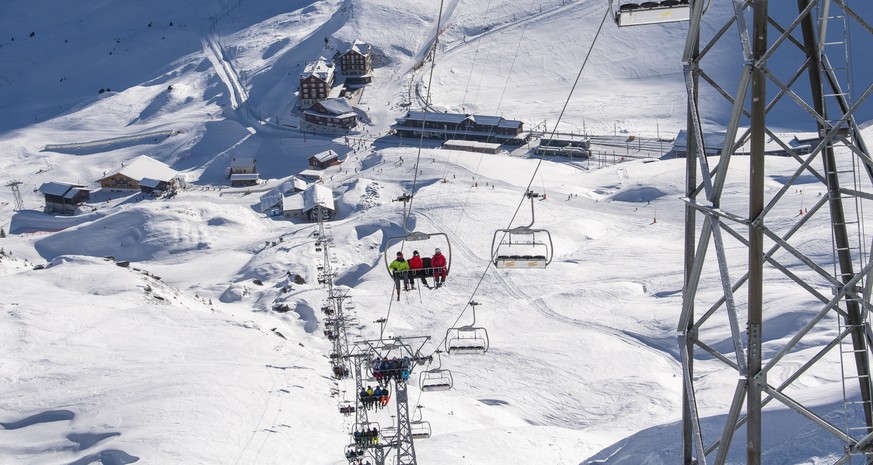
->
445;301;489;354
611;0;691;27
492;190;553;269
419;351;453;392
338;400;356;415
410;420;432;439
384;231;451;279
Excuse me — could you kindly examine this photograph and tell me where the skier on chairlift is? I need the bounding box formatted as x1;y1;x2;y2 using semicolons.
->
407;250;423;290
432;248;447;288
388;251;411;300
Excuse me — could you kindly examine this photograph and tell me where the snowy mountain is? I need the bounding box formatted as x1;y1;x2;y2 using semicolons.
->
2;1;873;464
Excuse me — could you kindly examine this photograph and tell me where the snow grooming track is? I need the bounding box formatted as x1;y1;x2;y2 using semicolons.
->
202;32;248;111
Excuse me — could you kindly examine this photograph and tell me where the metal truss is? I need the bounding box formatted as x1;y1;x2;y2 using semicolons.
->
680;1;873;464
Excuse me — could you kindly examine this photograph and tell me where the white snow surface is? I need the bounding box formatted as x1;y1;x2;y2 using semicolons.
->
1;1;873;464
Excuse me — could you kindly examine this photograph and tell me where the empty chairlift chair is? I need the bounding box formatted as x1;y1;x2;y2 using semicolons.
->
410;406;432;439
492;190;553;269
419;350;454;392
611;0;691;27
445;301;489;355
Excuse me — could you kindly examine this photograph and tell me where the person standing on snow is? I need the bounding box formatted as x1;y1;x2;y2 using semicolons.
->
407;250;423;290
432;248;447;288
388;251;410;300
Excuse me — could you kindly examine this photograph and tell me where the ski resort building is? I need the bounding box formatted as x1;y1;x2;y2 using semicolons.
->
97;155;182;191
534;135;591;158
336;40;372;85
299;57;336;109
38;181;90;215
308;150;342;169
303;99;357;131
281;183;335;221
227;157;259;187
391;111;529;145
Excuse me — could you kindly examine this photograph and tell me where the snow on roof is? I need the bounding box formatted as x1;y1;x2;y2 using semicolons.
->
309;98;355;117
443;139;501;150
311;150;339;163
303;184;334;212
64;188;89;200
349;40;370;56
672;129;726;152
139;178;164;188
39;181;82;197
298;169;324;179
259;190;283;213
282;192;305;212
399;111;523;129
300;57;334;82
105;155;179;183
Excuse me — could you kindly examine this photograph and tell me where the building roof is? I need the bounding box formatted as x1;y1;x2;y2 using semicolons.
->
298;169;325;179
398;111;523;129
259;190;284;213
307;98;356;117
310;150;340;163
282;192;305;212
230;173;260;181
64;188;89;200
303;183;335;213
347;39;370;56
301;57;335;82
102;155;179;183
39;181;82;197
443;140;502;150
139;178;165;188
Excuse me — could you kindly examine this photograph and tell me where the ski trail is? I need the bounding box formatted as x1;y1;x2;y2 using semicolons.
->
201;32;247;111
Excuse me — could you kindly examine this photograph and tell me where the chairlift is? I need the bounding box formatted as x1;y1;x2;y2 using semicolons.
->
351;421;382;448
410;405;432;439
492;191;553;269
345;301;356;311
445;301;489;354
410;420;432;439
383;193;451;280
419;351;453;392
338;400;356;415
611;0;691;27
344;443;365;462
315;240;323;253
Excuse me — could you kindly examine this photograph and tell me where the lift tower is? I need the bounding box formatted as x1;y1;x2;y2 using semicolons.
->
680;1;873;464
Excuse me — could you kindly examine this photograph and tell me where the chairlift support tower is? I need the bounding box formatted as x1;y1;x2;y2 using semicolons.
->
354;336;430;465
677;1;873;464
7;181;23;211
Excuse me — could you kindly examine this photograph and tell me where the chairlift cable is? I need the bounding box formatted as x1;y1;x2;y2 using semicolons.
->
448;0;537;234
429;3;612;355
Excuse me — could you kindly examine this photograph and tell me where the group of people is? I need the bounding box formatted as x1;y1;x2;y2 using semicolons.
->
359;385;390;410
332;365;350;379
352;427;380;446
371;356;411;383
388;248;448;300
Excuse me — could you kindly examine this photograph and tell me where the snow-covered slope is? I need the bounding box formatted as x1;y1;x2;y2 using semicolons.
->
2;1;873;464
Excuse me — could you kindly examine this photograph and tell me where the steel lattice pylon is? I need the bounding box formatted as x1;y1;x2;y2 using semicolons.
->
680;1;873;464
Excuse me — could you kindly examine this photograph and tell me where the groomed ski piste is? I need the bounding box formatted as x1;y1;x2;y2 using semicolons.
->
1;0;873;464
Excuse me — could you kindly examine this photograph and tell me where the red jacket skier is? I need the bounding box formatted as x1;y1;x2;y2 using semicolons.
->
407;251;423;290
432;248;447;287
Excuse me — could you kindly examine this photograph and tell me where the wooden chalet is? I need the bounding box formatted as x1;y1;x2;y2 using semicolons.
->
98;155;181;191
38;181;90;215
308;150;342;169
303;99;357;130
299;57;336;108
391;111;529;146
337;40;372;84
